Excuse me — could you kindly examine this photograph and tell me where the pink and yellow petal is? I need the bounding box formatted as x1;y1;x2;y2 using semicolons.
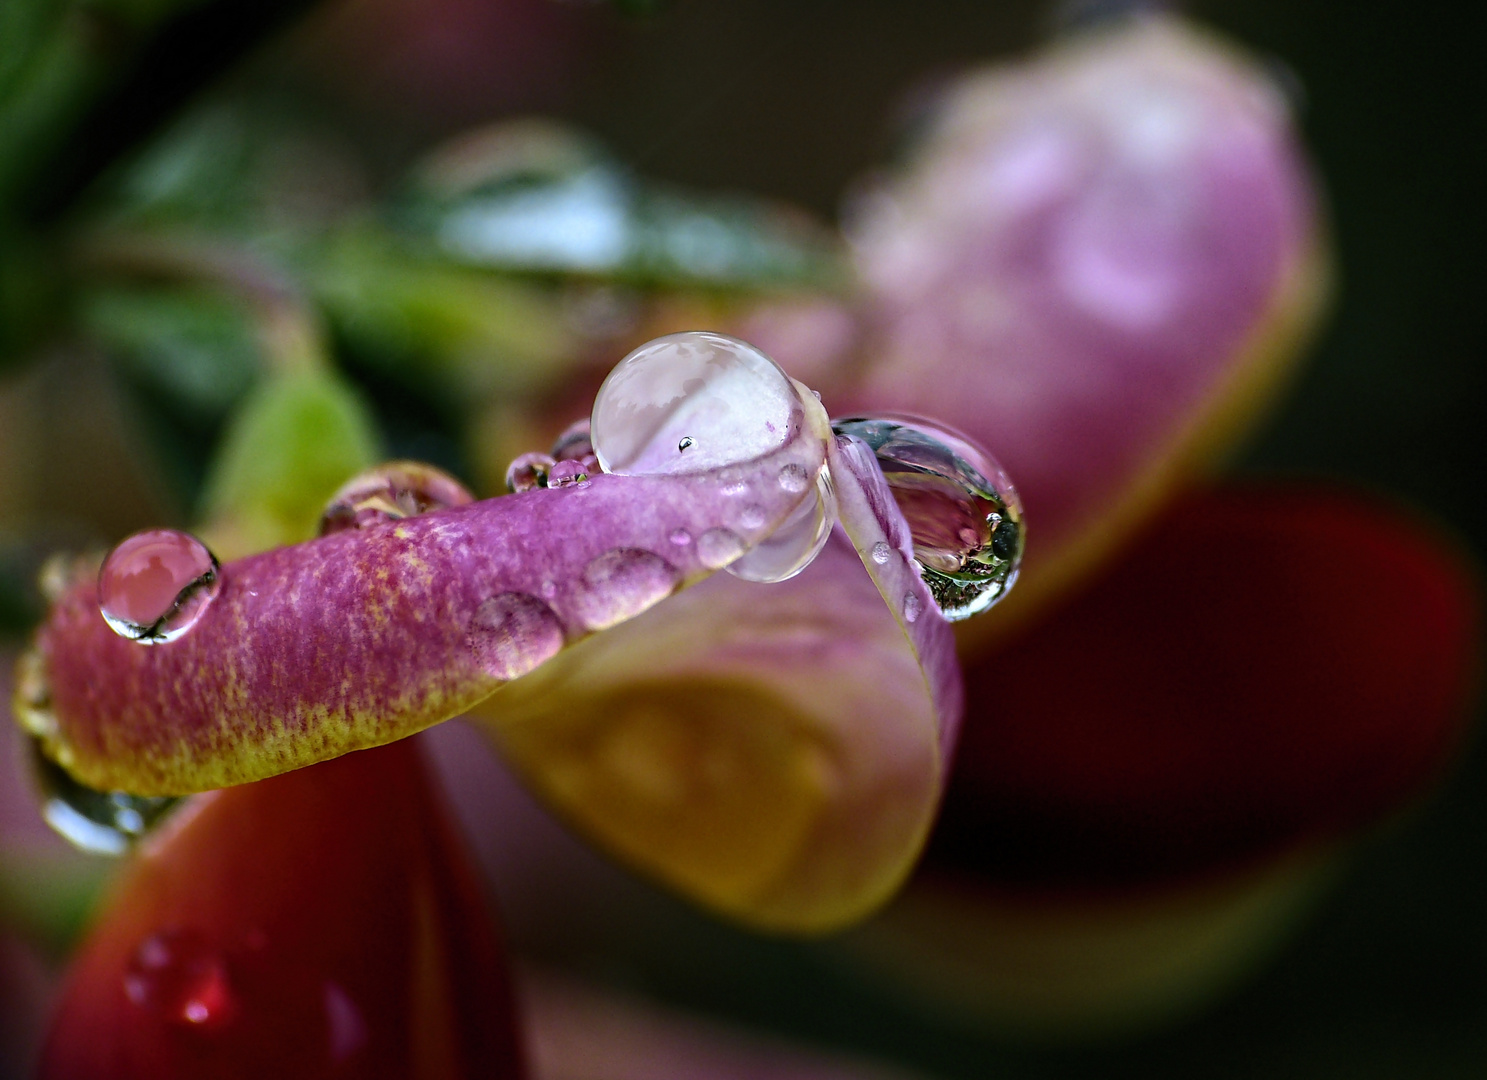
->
845;17;1330;633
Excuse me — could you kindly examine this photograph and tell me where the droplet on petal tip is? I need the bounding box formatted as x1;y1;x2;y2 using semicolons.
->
833;415;1024;620
319;462;474;535
30;738;180;856
97;530;221;644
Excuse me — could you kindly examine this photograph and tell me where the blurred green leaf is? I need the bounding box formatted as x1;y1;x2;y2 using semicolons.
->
401;124;847;292
0;847;110;954
97;97;367;236
309;223;582;400
79;283;263;418
200;369;380;551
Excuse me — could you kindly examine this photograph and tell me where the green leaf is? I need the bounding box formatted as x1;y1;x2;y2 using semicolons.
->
79;283;263;418
200;369;381;552
400;124;847;293
309;223;581;399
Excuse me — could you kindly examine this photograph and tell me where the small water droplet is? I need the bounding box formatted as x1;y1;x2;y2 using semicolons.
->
547;459;590;489
721;479;749;497
541;579;558;598
98;529;220;644
669;528;692;546
903;592;923;624
727;467;837;584
696;528;746;571
777;463;810;493
833;414;1024;621
738;504;767;530
506;451;556;493
551;418;595;462
570;549;680;631
125;929;237;1029
871;541;892;564
467;593;567;680
321;462;474;533
30;739;179;856
590;332;803;476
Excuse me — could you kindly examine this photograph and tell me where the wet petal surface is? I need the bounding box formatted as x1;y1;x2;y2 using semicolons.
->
30;409;828;794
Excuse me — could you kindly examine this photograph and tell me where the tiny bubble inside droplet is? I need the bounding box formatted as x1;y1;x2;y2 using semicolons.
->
739;504;767;530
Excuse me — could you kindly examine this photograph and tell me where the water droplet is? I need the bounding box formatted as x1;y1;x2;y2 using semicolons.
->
696;528;746;571
30;739;179;856
871;541;892;564
590;332;802;476
506;451;556;493
778;463;810;493
551;418;595;462
547;459;591;488
833;414;1024;621
320;462;474;534
738;504;767;530
98;529;220;644
669;528;692;546
903;592;923;624
467;593;566;680
726;467;837;584
125;929;237;1029
571;549;680;631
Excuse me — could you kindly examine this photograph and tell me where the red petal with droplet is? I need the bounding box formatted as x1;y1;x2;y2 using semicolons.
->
927;485;1481;892
38;740;525;1080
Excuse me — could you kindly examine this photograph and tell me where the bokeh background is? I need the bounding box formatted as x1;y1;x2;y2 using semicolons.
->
2;0;1485;1076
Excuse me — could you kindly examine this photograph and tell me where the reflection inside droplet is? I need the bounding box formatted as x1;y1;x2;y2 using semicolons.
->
30;740;179;856
97;529;220;644
590;332;802;476
320;462;473;534
833;414;1024;620
506;452;556;493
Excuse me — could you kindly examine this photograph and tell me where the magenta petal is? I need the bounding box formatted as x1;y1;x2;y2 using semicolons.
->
28;421;828;794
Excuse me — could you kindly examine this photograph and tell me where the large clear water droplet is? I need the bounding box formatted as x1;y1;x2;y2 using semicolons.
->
727;467;838;583
30;739;179;856
98;529;221;644
591;332;802;476
125;929;238;1029
320;461;474;535
832;414;1024;620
